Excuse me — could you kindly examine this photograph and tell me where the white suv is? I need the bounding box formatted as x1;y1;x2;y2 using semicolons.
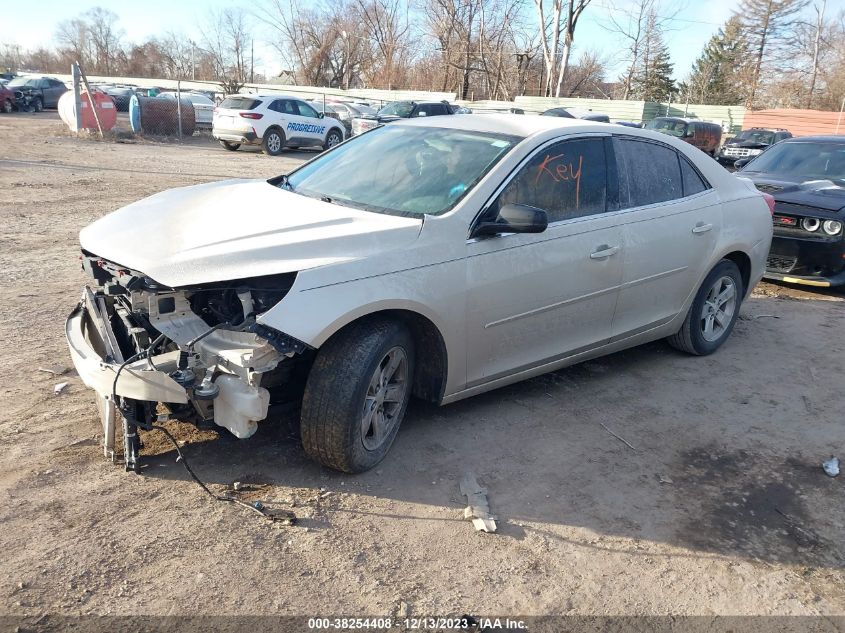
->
213;93;346;155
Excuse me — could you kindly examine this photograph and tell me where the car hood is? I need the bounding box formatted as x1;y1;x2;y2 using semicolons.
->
726;139;770;149
747;176;845;213
358;114;403;123
80;179;424;287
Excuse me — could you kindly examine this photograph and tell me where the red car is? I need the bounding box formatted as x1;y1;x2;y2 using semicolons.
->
0;81;15;113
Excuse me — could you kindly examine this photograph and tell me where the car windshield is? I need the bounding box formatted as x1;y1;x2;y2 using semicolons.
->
737;130;775;144
378;101;414;117
285;125;521;217
646;119;688;137
219;96;261;110
743;141;845;183
542;108;574;118
8;78;37;88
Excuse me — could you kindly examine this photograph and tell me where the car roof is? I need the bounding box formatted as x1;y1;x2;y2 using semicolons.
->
252;93;307;100
392;113;649;138
653;116;718;125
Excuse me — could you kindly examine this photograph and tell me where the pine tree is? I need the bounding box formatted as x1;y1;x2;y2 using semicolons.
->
735;0;809;107
630;9;675;101
680;16;748;105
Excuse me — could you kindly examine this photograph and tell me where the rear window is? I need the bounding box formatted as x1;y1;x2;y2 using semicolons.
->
220;97;261;110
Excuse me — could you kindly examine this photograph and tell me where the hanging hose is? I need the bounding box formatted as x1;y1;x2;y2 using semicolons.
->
151;426;288;523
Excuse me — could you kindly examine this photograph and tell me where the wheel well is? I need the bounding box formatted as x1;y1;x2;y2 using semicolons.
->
324;309;448;404
723;250;751;294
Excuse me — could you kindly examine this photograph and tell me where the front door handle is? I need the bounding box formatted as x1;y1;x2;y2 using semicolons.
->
590;245;620;260
692;223;713;234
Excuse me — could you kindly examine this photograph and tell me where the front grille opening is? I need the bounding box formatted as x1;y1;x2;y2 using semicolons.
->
766;255;797;273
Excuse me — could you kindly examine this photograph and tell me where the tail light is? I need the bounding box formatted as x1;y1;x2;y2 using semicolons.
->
761;192;775;215
239;112;263;119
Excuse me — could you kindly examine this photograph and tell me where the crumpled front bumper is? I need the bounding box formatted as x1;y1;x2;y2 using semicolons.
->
65;289;188;404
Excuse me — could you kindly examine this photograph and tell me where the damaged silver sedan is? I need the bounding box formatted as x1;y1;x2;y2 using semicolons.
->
67;115;772;473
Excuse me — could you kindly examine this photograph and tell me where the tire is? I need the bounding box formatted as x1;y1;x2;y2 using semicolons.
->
219;140;240;151
300;318;415;473
33;97;43;113
668;259;744;356
323;128;343;151
262;128;285;156
2;99;12;114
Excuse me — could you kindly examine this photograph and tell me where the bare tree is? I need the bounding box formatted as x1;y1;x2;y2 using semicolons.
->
356;0;411;89
203;8;251;91
84;8;123;75
603;0;682;100
806;0;827;107
56;18;94;69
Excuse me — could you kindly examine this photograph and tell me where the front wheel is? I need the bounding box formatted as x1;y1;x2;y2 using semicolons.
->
300;318;415;473
262;128;285;156
668;259;743;355
219;140;240;151
323;129;343;151
33;97;43;113
2;99;12;114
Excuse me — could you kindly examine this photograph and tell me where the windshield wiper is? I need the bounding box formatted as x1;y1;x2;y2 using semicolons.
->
320;195;333;203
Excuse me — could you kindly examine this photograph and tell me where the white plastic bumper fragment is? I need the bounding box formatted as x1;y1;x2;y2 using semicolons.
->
65;297;188;404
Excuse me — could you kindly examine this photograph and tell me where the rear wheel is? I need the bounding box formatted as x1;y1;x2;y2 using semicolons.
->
300;318;415;473
668;259;743;355
219;140;240;151
323;129;343;151
262;128;285;156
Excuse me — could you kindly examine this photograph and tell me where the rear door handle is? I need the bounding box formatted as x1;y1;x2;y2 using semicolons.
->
590;245;620;260
692;223;713;234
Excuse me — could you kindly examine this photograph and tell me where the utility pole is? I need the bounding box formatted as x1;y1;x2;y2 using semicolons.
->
250;39;254;83
190;40;195;81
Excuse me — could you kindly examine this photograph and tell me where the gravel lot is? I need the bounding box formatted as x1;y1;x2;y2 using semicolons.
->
1;113;843;624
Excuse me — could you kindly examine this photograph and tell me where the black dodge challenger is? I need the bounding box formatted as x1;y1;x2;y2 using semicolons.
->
737;136;845;287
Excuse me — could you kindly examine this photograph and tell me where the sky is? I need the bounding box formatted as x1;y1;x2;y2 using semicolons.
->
4;0;844;84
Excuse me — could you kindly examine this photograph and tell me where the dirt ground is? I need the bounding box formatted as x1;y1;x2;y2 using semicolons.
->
0;113;843;624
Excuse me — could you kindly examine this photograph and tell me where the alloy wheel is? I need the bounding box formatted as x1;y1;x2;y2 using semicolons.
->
700;276;737;342
361;347;408;451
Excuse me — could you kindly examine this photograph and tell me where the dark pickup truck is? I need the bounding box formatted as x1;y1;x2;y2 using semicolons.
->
6;76;68;111
718;128;792;166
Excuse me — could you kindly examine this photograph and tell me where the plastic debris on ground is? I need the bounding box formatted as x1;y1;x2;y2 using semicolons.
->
822;456;840;477
38;364;68;375
459;472;497;533
53;382;69;395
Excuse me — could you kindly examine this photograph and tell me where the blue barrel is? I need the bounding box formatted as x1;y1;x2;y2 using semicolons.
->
129;95;141;132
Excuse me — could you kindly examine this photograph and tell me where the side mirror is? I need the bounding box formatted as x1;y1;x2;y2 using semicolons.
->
472;203;548;238
317;112;325;119
734;158;751;169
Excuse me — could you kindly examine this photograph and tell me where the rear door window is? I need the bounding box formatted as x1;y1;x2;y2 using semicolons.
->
220;96;261;110
680;157;709;196
615;138;684;207
494;137;608;223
